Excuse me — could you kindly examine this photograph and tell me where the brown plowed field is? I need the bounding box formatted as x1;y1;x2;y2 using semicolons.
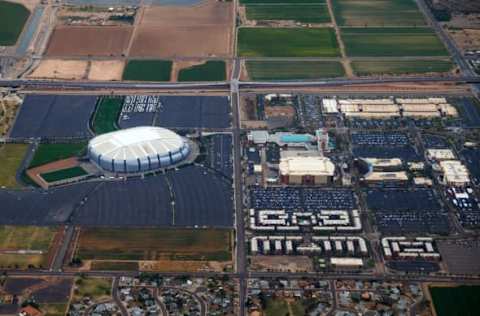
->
130;0;233;58
46;26;133;57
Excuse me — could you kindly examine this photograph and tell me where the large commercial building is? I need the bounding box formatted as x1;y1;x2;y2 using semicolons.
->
279;156;335;185
88;126;190;173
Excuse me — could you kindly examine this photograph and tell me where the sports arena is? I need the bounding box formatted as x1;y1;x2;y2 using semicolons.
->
88;126;191;173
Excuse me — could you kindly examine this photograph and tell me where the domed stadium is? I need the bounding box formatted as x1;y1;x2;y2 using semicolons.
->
88;126;190;173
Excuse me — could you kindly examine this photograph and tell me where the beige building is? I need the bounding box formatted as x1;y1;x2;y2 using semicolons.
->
279;156;335;185
439;160;470;186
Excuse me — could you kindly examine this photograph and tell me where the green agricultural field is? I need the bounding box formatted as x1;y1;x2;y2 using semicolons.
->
0;1;30;46
430;285;480;316
29;143;87;168
352;59;454;76
0;226;57;269
92;96;124;134
333;0;426;26
40;166;87;183
0;143;29;188
246;60;345;80
76;228;232;261
341;27;449;57
178;61;226;81
123;60;172;82
238;28;340;57
245;4;330;23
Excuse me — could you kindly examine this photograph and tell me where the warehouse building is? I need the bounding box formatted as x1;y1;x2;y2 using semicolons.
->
88;126;191;173
279;156;335;185
439;160;470;186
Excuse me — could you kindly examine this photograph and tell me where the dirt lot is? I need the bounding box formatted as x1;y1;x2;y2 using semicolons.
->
28;59;88;80
250;256;313;272
26;157;80;189
88;60;125;81
130;0;233;58
46;26;133;57
449;28;480;51
140;259;231;272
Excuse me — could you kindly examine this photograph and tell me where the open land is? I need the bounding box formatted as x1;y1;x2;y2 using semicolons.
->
341;28;449;57
332;0;426;26
0;95;21;137
178;60;226;82
71;277;112;302
122;60;172;82
430;285;480;316
91;96;124;134
238;28;339;57
352;59;454;76
46;26;133;57
87;60;125;81
28;59;88;80
0;144;28;188
0;226;57;269
130;0;233;58
76;228;232;261
0;0;30;46
246;61;345;80
245;4;330;23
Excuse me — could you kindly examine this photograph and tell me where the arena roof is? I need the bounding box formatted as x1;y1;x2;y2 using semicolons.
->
279;156;335;176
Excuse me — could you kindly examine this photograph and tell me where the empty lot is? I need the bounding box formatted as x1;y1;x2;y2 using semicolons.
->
130;0;233;58
46;26;132;57
76;228;232;261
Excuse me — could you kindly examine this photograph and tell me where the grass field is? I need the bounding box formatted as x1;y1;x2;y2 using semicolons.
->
246;60;345;80
352;59;454;76
178;61;226;81
92;96;124;134
72;277;112;301
238;28;339;57
91;261;139;271
0;226;57;269
430;285;480;316
0;1;30;46
41;304;68;316
333;0;426;26
29;143;87;168
40;166;87;183
0;144;29;188
245;4;330;23
341;27;449;57
123;60;172;82
76;228;232;261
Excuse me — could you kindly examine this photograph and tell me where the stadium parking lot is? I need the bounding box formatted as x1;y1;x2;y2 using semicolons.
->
250;187;356;211
422;134;450;149
366;188;449;234
351;131;420;161
203;134;233;178
9;95;97;139
155;96;231;129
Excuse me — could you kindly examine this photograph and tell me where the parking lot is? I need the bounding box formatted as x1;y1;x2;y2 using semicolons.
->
348;118;402;130
118;95;160;129
366;189;449;234
296;95;323;130
422;134;450;149
461;148;480;185
0;166;233;227
9;95;97;139
351;131;410;146
203;134;233;178
351;131;420;161
438;239;480;275
250;187;356;211
155;96;231;129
